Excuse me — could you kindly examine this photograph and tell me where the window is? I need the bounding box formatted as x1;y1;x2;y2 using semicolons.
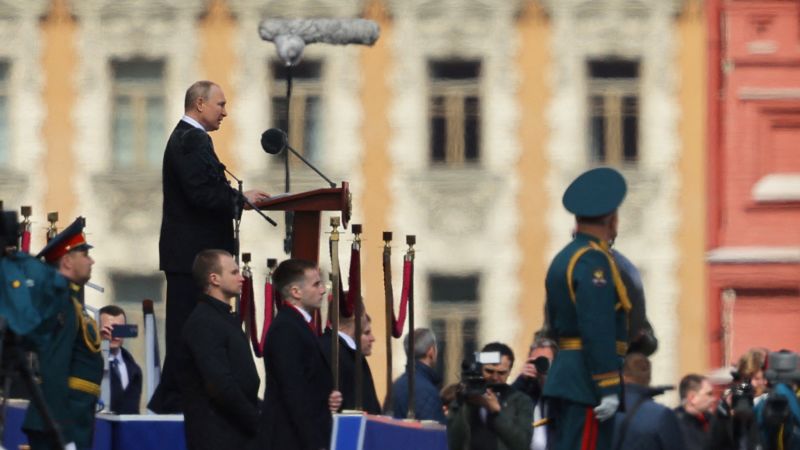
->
111;59;166;170
588;59;639;164
270;60;323;164
0;62;9;166
428;60;481;165
428;274;480;384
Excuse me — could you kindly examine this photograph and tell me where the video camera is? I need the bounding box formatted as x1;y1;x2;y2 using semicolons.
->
730;381;755;420
765;350;800;386
761;351;800;430
460;351;501;397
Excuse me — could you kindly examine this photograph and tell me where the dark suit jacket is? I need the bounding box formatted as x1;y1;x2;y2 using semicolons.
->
159;120;241;273
260;306;333;450
612;384;687;450
319;330;381;415
177;295;260;450
110;347;142;414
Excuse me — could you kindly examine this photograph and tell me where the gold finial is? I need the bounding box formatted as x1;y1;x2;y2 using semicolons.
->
46;211;59;241
242;252;252;277
330;216;341;242
382;231;392;248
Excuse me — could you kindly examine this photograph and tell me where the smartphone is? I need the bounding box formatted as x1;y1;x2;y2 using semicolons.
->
111;324;138;339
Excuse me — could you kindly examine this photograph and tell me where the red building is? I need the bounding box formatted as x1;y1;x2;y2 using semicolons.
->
707;0;800;367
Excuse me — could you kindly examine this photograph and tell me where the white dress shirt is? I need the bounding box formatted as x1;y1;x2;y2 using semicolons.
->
109;350;129;390
181;114;205;131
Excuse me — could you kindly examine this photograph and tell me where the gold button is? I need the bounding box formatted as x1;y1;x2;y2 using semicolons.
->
11;280;20;288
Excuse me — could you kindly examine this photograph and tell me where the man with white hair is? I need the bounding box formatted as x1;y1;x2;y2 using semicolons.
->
389;328;445;423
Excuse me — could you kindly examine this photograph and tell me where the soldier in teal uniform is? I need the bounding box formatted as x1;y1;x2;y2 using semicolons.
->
542;168;632;450
22;217;104;450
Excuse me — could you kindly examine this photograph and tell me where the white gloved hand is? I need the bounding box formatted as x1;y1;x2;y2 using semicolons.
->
65;443;77;450
593;394;620;421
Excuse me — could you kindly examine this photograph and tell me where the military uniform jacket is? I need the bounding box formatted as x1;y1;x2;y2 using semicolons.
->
177;295;260;450
24;282;104;448
159;120;242;273
542;232;630;406
259;305;334;450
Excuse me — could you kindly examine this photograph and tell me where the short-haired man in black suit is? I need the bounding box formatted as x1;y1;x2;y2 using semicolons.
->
177;249;260;450
320;308;382;415
99;305;142;414
150;80;269;413
259;259;343;450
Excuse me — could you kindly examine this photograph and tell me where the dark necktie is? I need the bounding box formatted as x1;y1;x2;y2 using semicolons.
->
110;358;123;413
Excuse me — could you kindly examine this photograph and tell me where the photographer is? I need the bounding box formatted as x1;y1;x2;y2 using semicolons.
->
711;372;763;449
448;342;533;450
755;350;800;450
99;305;142;414
511;337;557;450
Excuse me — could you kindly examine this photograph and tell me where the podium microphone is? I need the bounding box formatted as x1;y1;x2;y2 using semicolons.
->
223;167;278;227
261;128;337;188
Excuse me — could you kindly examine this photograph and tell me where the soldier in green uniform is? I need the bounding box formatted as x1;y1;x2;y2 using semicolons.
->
542;168;632;450
22;217;104;450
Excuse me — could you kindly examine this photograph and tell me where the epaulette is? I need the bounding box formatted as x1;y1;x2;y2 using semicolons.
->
566;242;632;312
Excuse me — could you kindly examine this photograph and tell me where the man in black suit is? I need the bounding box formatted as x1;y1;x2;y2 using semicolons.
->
177;249;260;450
151;80;269;413
320;309;381;414
99;305;143;414
260;259;343;450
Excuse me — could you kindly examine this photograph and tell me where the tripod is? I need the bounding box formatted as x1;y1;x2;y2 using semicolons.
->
0;317;66;449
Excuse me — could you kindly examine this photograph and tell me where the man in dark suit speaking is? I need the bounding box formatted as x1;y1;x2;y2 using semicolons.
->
150;80;269;413
260;259;343;450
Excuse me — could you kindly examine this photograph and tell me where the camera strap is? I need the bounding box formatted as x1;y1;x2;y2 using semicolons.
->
613;394;648;450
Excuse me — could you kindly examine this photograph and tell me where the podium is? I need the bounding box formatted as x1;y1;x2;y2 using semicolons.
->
257;182;351;262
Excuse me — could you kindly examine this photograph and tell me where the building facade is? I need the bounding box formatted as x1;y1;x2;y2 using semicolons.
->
707;0;800;368
0;0;708;405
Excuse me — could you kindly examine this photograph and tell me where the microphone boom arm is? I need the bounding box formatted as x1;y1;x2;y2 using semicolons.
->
225;168;278;227
261;128;337;189
284;145;336;188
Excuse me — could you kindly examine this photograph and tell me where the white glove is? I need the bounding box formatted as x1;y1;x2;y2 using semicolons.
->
65;443;77;450
593;394;619;421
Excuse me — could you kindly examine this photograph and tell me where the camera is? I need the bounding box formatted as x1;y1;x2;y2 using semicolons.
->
730;381;754;420
460;351;500;397
762;351;800;429
765;350;800;386
529;356;550;375
111;324;138;339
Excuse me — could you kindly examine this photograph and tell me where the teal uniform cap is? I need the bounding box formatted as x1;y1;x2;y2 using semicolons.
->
36;217;93;263
562;167;627;217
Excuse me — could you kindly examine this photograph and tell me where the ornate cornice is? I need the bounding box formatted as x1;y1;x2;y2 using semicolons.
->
539;0;683;18
387;0;524;20
228;0;366;19
0;0;49;20
71;0;206;20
